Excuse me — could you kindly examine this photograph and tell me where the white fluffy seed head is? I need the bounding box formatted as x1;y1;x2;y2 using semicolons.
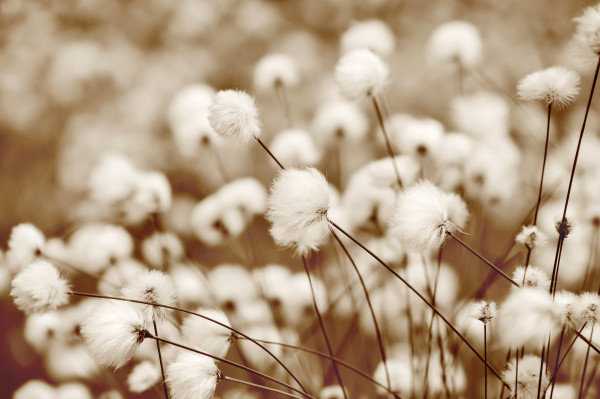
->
55;382;92;399
335;48;389;101
127;361;161;393
141;232;184;269
426;21;482;69
390;181;468;253
121;270;177;323
181;308;232;358
511;266;550;291
383;114;444;157
88;153;140;206
516;225;548;250
340;19;395;56
81;300;146;369
311;100;369;145
574;5;600;55
253;53;300;92
579;292;600;325
319;385;347;399
517;67;580;110
554;290;583;331
6;223;45;272
502;355;549;399
166;351;219;399
208;89;261;144
451;91;510;138
13;380;55;399
270;129;321;167
11;259;70;315
266;167;331;255
167;84;215;131
471;300;497;325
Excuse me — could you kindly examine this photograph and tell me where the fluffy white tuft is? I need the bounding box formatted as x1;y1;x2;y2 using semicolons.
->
516;225;548;250
208;89;261;144
13;380;55;399
166;351;219;399
169;264;213;308
81;300;146;369
253;53;300;91
266;167;331;255
383;114;444;157
389;181;468;253
167;84;215;132
471;300;497;325
497;288;560;349
87;153;140;206
121;270;177;322
335;49;389;101
181;308;232;358
517;67;580;110
11;259;70;315
554;290;583;331
97;259;147;297
270;129;321;167
373;358;413;397
127;361;161;393
6;223;45;272
141;232;184;269
425;21;482;69
319;385;347;399
55;382;92;399
502;355;549;399
511;266;550;291
218;177;267;215
311;100;369;145
574;5;600;55
208;264;258;311
579;292;600;325
340;19;395;56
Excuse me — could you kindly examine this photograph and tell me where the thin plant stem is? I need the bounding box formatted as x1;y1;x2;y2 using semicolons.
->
552;57;600;295
221;375;304;399
153;320;169;399
448;232;520;287
255;136;286;170
536;345;546;399
327;219;510;389
533;104;552;227
68;291;309;394
330;229;392;393
549;328;565;399
582;357;599;399
499;349;511;399
484;324;488;399
371;95;402;188
144;332;314;399
578;324;595;399
422;251;443;399
515;347;521;399
238;337;402;399
301;255;347;399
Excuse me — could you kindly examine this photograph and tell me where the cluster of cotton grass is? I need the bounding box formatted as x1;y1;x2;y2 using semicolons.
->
6;2;600;399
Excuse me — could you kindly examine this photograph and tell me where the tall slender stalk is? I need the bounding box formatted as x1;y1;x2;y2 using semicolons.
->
551;57;600;296
144;332;314;399
237;337;402;398
549;328;565;399
255;136;286;170
578;324;596;399
484;324;488;399
327;219;510;389
68;291;309;394
330;229;391;393
153;320;169;399
447;232;520;287
371;96;402;188
301;255;347;399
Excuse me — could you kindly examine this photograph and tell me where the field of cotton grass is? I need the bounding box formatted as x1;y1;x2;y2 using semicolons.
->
4;0;600;398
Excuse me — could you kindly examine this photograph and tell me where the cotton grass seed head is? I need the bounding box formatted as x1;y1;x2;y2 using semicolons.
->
390;180;468;253
340;19;395;56
517;67;580;110
166;351;219;399
511;266;550;291
127;361;161;394
81;300;146;369
253;53;299;92
335;48;389;101
502;354;549;399
208;89;261;144
471;300;497;325
574;4;600;56
121;270;177;323
426;21;482;69
555;290;583;331
266;167;331;256
515;225;548;250
579;292;600;325
11;259;70;315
